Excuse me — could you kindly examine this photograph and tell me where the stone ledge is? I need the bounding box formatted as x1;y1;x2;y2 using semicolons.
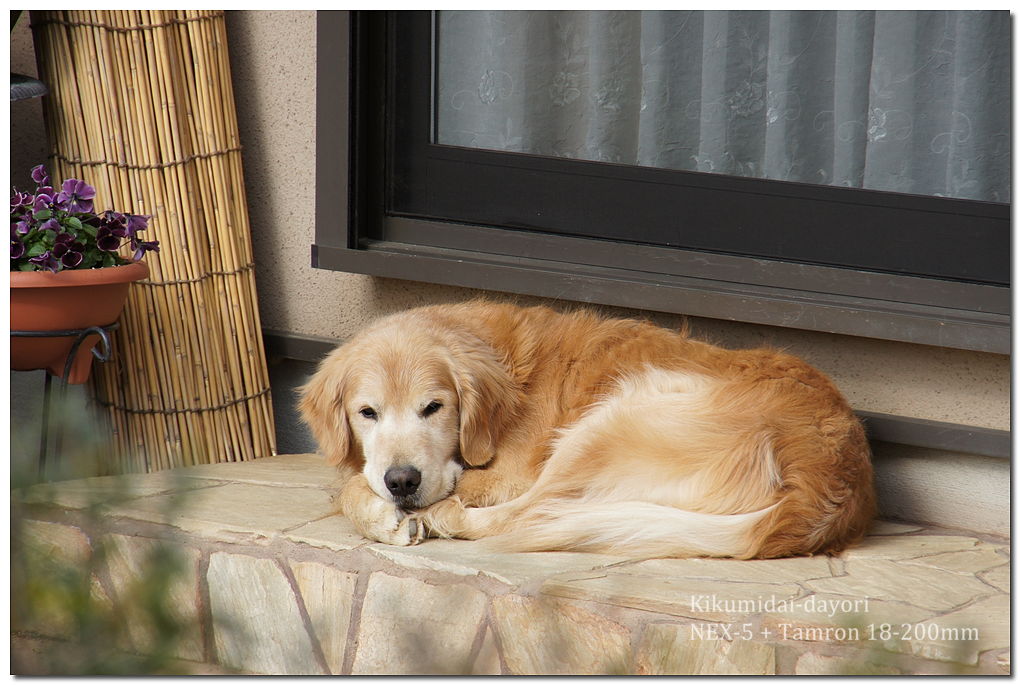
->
13;454;1010;675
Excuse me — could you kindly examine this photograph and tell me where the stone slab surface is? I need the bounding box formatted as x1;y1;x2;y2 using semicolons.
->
867;520;924;536
996;651;1010;673
284;515;371;552
352;573;488;675
980;564;1010;593
172;453;339;488
100;533;204;662
794;652;901;675
622;554;834;584
108;482;333;544
290;561;358;674
15;520;108;640
13;454;1010;675
840;534;989;560
208;552;325;675
11;633;242;676
472;626;503;675
905;595;1010;665
17;471;217;510
805;559;994;612
491;594;632;675
636;623;775;675
760;593;935;637
368;538;627;587
543;571;804;622
901;547;1008;575
19;519;92;567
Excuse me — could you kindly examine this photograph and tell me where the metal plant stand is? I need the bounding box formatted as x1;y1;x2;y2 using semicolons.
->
11;322;119;478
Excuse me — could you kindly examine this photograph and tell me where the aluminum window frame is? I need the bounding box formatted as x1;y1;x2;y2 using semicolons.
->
313;10;1010;354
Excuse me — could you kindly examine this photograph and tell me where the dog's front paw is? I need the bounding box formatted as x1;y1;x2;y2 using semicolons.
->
359;499;425;547
400;512;426;546
383;509;426;546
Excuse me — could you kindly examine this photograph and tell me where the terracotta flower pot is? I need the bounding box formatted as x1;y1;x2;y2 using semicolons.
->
10;261;148;384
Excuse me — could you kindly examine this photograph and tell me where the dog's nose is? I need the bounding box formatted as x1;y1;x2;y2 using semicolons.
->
384;466;422;497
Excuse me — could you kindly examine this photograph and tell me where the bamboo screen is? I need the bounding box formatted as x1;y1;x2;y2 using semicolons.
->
32;10;277;473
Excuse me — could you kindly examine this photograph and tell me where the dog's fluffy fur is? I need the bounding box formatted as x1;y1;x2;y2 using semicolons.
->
299;301;875;558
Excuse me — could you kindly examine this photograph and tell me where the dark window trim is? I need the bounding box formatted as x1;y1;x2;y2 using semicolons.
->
262;329;1011;460
314;10;1010;354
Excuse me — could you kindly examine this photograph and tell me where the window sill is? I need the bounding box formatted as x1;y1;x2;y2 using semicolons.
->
311;238;1009;355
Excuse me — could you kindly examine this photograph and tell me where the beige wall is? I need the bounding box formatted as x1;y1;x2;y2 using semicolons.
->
222;10;1008;432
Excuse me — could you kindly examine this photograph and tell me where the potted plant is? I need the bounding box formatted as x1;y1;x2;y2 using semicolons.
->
11;165;159;384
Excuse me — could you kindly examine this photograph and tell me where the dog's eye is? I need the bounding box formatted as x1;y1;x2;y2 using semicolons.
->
359;407;378;420
422;400;443;417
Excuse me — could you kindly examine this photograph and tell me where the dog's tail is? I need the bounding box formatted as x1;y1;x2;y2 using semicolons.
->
482;500;780;558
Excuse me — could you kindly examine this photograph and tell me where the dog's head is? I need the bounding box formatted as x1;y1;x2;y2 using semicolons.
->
298;314;517;509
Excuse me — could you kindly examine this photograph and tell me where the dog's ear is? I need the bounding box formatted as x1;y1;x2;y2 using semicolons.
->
298;348;358;469
447;336;519;467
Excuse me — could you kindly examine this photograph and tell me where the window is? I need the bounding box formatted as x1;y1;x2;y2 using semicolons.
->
314;11;1010;354
434;11;1011;205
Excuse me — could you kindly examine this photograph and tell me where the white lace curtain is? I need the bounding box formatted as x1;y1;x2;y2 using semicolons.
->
437;10;1010;203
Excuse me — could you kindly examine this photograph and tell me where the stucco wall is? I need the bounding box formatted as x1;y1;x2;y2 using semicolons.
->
221;10;1008;433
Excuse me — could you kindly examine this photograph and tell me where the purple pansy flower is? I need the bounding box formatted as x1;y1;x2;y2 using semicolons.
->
32;186;55;212
51;234;86;269
102;211;129;237
28;250;60;273
12;167;158;272
30;165;50;187
58;247;83;269
126;214;149;236
131;239;160;262
14;215;34;235
10;191;31;210
56;178;96;214
39;218;60;236
96;226;122;252
60;252;83;269
52;234;77;254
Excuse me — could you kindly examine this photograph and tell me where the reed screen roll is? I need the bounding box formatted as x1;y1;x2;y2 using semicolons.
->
32;10;277;472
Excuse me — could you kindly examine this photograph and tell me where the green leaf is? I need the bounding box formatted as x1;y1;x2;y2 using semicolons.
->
26;242;47;257
102;252;116;268
65;216;83;231
18;263;36;271
81;248;101;269
32;209;52;221
77;222;98;238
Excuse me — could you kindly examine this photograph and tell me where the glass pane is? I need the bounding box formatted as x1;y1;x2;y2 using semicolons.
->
436;10;1011;203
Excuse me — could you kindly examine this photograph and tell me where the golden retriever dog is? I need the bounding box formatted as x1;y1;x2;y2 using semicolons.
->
300;301;875;559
